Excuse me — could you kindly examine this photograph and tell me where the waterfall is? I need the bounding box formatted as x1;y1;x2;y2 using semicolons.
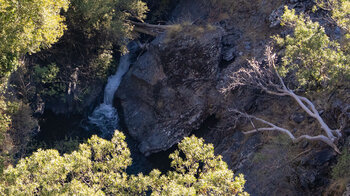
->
88;52;131;136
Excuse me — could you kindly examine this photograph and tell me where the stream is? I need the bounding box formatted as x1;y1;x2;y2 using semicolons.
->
88;49;130;136
87;42;170;174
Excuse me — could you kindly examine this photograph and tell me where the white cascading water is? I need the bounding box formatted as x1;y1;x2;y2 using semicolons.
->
88;53;131;136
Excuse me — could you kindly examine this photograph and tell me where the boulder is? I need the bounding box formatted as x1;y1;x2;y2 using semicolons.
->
116;26;223;155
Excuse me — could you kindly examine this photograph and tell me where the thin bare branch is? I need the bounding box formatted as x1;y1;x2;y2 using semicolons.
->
235;110;340;154
224;46;342;153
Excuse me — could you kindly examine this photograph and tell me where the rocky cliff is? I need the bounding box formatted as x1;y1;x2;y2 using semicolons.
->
115;0;350;195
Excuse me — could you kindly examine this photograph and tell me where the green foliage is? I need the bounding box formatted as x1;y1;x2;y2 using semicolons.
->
315;0;350;34
0;131;248;195
88;49;115;81
67;0;148;53
17;0;149;107
274;7;350;88
332;148;350;180
32;63;67;98
151;136;248;195
0;0;69;78
33;64;60;85
0;91;12;175
0;98;10;144
0;98;37;176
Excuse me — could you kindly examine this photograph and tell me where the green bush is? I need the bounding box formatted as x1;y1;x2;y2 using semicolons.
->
274;7;350;89
66;0;148;53
32;63;67;99
0;0;69;79
0;131;248;195
332;148;350;180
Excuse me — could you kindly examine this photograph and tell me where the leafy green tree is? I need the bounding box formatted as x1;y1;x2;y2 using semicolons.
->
149;135;248;195
0;0;69;78
0;131;248;195
66;0;148;53
274;7;350;88
0;0;69;166
315;0;350;34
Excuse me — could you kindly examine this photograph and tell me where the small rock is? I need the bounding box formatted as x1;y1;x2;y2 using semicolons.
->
222;34;239;46
307;117;315;123
244;41;251;50
269;5;284;28
291;112;305;124
299;169;317;189
335;26;342;40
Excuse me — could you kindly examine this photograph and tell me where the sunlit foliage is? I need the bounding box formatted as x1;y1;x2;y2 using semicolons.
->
274;7;350;88
0;0;69;78
0;131;248;195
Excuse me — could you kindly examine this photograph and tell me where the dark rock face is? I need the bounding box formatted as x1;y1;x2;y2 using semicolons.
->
116;27;223;155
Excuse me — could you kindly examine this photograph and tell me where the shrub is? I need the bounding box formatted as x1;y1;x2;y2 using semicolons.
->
66;0;148;53
274;7;350;89
332;148;350;180
0;0;69;78
0;131;248;195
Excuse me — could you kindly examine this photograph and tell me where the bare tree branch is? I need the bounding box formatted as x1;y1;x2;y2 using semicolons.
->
225;46;342;153
231;109;340;154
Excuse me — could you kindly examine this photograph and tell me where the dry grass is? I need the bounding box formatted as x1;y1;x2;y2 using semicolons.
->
165;22;217;43
323;178;350;196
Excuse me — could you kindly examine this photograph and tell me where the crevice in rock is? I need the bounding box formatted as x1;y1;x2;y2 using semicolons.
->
191;114;219;138
219;58;234;69
146;145;177;173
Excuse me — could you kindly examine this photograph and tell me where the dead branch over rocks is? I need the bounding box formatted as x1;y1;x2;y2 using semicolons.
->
224;46;342;153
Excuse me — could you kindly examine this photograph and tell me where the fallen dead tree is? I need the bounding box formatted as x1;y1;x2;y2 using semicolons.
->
130;21;170;36
224;46;342;153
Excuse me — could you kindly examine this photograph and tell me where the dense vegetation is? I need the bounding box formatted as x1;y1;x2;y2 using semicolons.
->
275;6;350;89
0;0;148;172
0;0;69;79
0;131;248;195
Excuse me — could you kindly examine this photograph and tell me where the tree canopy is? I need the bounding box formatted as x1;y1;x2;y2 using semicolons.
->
274;7;350;89
0;131;248;195
0;0;69;78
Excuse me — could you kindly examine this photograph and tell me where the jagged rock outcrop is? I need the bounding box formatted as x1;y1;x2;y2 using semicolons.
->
116;26;223;155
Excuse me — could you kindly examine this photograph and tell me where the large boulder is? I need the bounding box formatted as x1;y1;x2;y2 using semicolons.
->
116;26;223;155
